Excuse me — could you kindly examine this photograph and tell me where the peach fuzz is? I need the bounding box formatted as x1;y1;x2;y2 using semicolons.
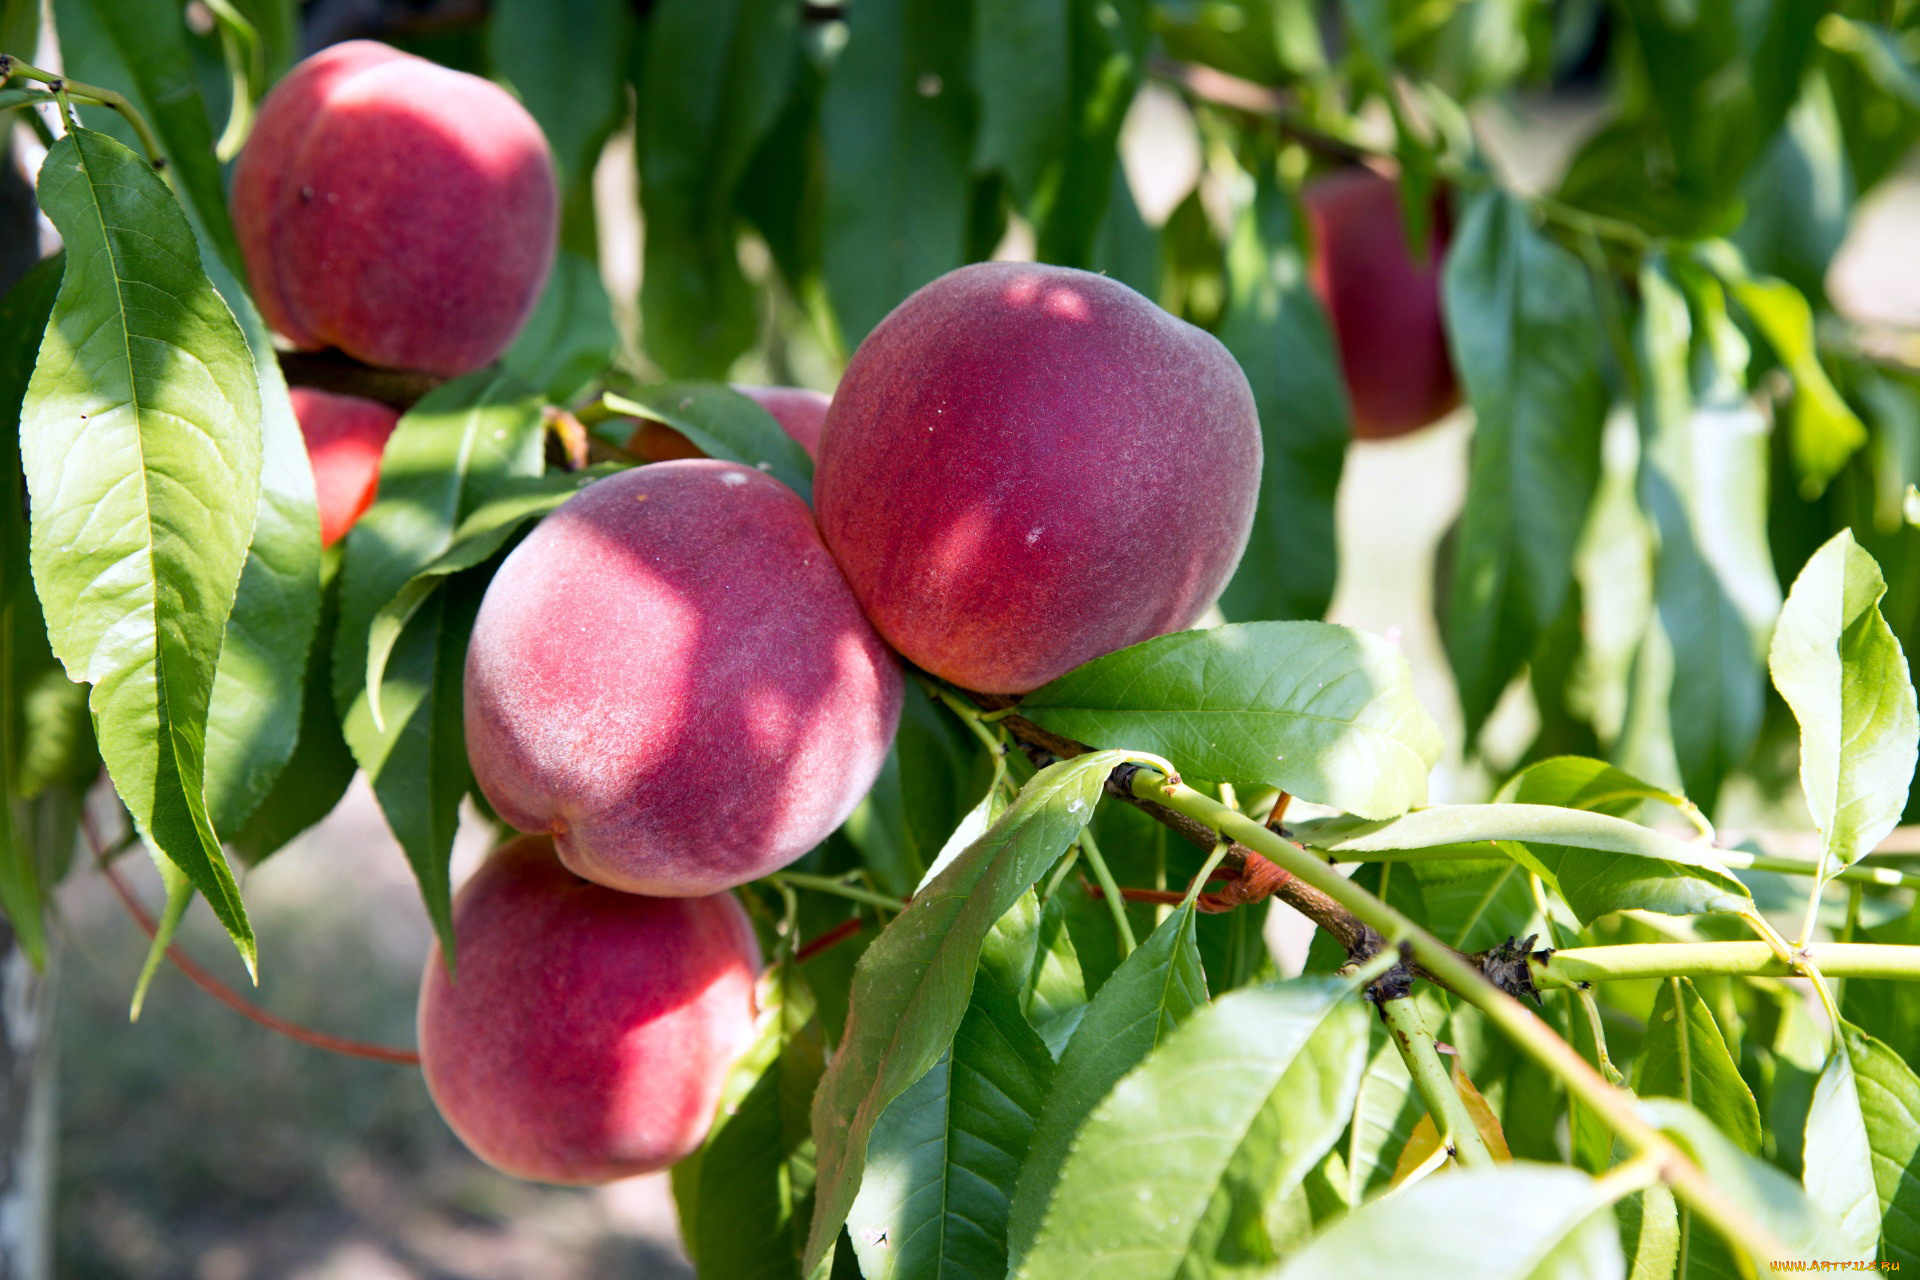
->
232;40;557;376
1303;168;1458;440
814;261;1262;695
288;387;399;547
463;460;902;896
627;384;832;462
417;837;759;1184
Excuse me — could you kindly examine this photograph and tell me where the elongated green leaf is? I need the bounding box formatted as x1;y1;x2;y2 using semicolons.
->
1441;191;1607;739
1020;621;1443;820
1646;1097;1860;1266
1770;530;1919;871
849;966;1054;1279
53;0;241;272
503;252;617;401
230;559;356;864
1804;1022;1920;1266
1492;756;1740;924
1634;977;1762;1155
1015;975;1368;1280
982;889;1087;1056
675;963;825;1280
365;467;619;720
1498;756;1694;822
840;685;987;901
129;853;191;1019
1336;1015;1422;1204
1030;0;1148;268
637;0;797;376
819;0;976;347
606;384;813;503
1006;906;1206;1268
54;0;325;837
1216;162;1350;626
1274;1164;1623;1280
969;0;1069;204
1300;804;1752;924
490;0;631;193
1726;270;1868;497
24;127;259;965
334;372;545;951
1636;259;1777;814
0;255;63;967
804;751;1130;1270
202;271;321;838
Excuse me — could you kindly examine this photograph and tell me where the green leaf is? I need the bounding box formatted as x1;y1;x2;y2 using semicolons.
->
229;559;356;864
1030;0;1149;268
1804;1021;1920;1266
1272;1164;1624;1280
364;467;619;721
333;372;546;951
1019;621;1443;820
819;0;976;347
637;0;797;376
201;264;322;839
1645;1096;1860;1266
1723;269;1868;497
489;0;632;193
1339;1020;1424;1203
23;127;260;966
675;962;825;1280
1216;161;1350;626
804;751;1130;1270
605;383;813;503
1769;530;1919;871
969;0;1069;205
849;965;1055;1279
1014;975;1368;1280
52;0;241;273
1297;805;1752;925
1635;978;1762;1155
1635;259;1778;814
1441;191;1607;740
128;852;191;1019
840;686;987;901
0;254;63;966
981;889;1088;1057
1497;755;1695;822
1006;905;1206;1268
503;251;617;401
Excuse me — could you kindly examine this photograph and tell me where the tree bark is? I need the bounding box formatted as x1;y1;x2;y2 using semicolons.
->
0;918;54;1280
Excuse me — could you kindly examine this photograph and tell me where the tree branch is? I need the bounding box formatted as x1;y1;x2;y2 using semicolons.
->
278;349;444;410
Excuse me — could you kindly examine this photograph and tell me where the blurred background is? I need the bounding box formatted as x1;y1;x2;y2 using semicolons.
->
11;0;1919;1274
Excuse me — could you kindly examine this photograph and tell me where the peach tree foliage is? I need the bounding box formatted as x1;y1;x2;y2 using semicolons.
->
3;0;1920;1277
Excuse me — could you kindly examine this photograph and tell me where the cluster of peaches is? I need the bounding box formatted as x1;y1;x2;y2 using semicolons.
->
238;40;1456;1186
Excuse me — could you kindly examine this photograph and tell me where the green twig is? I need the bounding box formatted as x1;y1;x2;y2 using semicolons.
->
1536;941;1920;984
1127;766;1792;1267
1322;841;1920;892
765;872;905;915
1379;995;1495;1168
0;54;166;167
1076;826;1136;957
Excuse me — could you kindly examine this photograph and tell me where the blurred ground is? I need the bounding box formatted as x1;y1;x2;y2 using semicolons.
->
37;80;1920;1280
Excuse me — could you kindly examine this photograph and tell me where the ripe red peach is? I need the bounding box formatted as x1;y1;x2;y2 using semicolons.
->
1303;168;1458;440
232;40;557;376
814;262;1261;694
417;836;759;1184
288;387;399;547
627;384;832;462
463;460;902;896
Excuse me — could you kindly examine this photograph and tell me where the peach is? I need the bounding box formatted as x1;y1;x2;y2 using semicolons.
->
463;460;902;895
814;262;1261;694
288;387;399;547
627;384;832;462
232;40;557;376
417;836;760;1184
1303;168;1458;440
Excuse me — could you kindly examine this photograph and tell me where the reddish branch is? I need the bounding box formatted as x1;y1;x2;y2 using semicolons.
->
795;917;866;963
90;847;422;1066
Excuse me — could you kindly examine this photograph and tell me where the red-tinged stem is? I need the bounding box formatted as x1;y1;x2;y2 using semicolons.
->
795;917;865;964
93;855;421;1066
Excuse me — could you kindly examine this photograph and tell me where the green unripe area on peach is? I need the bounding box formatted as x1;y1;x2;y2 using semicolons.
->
417;837;760;1185
464;461;902;896
815;262;1262;695
233;40;557;377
